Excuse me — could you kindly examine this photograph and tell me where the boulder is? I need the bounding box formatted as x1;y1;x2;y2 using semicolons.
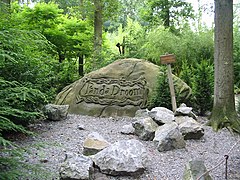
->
153;122;186;152
175;116;191;125
178;117;204;140
91;139;148;176
135;109;150;118
183;160;212;180
55;58;191;117
148;107;175;125
121;124;135;135
132;117;159;141
43;104;69;121
59;153;93;180
83;132;110;156
175;104;198;120
175;106;193;116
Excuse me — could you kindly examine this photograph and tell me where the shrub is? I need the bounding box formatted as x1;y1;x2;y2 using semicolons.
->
179;59;194;88
0;79;49;180
0;143;53;180
148;68;172;110
0;79;47;126
192;60;214;115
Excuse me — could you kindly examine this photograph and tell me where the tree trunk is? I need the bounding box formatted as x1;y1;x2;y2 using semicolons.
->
58;52;65;63
209;0;240;133
93;0;103;68
163;2;170;28
78;54;84;76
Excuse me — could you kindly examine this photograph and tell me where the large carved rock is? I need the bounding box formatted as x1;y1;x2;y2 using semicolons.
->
91;139;148;176
55;58;191;117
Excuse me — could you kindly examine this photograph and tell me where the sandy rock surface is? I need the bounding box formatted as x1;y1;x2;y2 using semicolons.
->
16;114;240;180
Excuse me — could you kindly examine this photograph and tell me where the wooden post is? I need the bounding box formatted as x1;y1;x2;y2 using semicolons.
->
160;54;177;112
167;64;177;112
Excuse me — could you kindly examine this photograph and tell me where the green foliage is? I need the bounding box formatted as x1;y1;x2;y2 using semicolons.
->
0;79;46;127
11;2;93;76
141;0;194;31
0;28;60;98
107;17;146;59
0;79;49;180
0;144;54;180
233;24;240;90
191;60;214;115
141;26;179;64
179;59;193;87
148;68;172;110
140;26;214;75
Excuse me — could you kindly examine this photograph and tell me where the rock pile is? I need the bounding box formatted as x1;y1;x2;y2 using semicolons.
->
59;104;207;179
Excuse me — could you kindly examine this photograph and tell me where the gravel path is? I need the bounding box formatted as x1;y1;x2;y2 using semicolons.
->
16;114;240;180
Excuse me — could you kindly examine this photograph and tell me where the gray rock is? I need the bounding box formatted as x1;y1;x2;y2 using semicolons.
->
91;139;148;176
135;109;150;118
178;118;204;140
183;160;212;180
43;104;69;121
188;111;198;120
175;106;193;116
153;122;186;152
132;117;159;141
175;116;192;125
175;103;198;120
121;124;135;135
148;107;175;125
59;153;93;180
77;124;85;130
83;132;110;156
179;103;187;108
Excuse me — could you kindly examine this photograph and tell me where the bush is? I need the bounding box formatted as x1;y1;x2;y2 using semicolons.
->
0;79;47;126
191;60;214;115
148;68;172;110
0;79;49;180
179;59;194;88
0;143;53;180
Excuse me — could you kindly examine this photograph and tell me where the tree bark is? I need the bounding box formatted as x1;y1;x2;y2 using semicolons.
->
209;0;240;132
163;1;170;28
93;0;103;68
78;54;84;76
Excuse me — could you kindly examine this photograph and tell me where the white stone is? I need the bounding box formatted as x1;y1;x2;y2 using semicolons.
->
91;139;148;176
59;153;93;180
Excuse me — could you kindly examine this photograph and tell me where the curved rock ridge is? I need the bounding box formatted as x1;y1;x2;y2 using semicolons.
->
55;58;191;117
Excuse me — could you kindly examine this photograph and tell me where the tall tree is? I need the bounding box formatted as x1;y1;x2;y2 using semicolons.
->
93;0;103;67
143;0;194;31
209;0;240;132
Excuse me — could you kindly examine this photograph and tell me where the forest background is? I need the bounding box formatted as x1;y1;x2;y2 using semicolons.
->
0;0;240;178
